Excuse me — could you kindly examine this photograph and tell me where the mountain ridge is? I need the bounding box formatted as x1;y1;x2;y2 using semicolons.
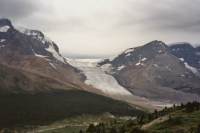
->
0;18;143;128
98;40;200;104
1;18;200;120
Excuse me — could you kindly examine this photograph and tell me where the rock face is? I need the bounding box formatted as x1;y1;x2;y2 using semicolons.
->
169;42;200;74
100;41;200;103
0;18;88;93
0;63;68;93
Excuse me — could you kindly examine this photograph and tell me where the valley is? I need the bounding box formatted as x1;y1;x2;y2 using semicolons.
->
0;18;200;132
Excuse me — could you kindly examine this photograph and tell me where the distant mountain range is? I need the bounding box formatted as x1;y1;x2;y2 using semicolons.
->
0;18;200;127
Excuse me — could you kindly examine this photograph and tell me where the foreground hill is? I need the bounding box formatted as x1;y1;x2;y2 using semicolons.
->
84;102;200;133
0;90;142;128
0;63;143;128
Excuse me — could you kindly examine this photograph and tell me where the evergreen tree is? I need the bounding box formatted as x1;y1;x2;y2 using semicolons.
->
119;126;126;133
87;124;96;133
154;109;158;119
110;127;117;133
197;124;200;133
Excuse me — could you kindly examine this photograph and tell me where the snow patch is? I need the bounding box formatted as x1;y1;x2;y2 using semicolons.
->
46;45;66;63
141;57;147;61
0;26;10;32
179;58;184;62
124;48;134;54
49;63;57;69
135;57;147;66
117;65;125;71
158;50;163;53
34;53;48;58
136;62;142;66
184;62;199;75
125;53;131;57
31;48;45;58
153;64;159;68
180;74;185;77
0;39;6;43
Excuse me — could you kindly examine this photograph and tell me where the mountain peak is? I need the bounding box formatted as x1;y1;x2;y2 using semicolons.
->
0;18;14;32
144;40;168;49
0;18;12;26
0;19;66;64
107;41;169;69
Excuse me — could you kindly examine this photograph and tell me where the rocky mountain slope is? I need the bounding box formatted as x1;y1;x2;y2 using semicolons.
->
68;59;172;111
0;18;86;91
99;41;200;103
169;42;200;76
0;18;142;127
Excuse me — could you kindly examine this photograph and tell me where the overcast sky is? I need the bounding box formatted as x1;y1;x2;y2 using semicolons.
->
1;0;200;58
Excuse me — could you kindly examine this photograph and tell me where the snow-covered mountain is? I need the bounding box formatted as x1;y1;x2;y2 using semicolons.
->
98;40;200;104
0;18;91;93
0;19;67;64
0;18;142;127
1;18;200;112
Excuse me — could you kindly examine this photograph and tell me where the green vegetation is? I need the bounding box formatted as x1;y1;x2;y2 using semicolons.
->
0;90;143;128
149;108;200;132
80;102;200;133
39;114;115;133
2;99;200;133
41;126;86;133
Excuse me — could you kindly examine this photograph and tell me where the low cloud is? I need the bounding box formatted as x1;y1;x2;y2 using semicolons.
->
0;0;41;20
2;0;200;58
118;0;200;33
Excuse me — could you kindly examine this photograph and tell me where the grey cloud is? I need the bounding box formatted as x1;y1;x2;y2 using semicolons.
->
2;0;200;57
0;0;40;20
118;0;200;33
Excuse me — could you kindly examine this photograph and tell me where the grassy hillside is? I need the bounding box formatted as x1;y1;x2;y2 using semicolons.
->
80;102;200;133
149;110;200;133
0;90;143;128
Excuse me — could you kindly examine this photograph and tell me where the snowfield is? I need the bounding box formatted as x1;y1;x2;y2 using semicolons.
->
0;25;10;32
184;62;200;76
68;59;132;95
